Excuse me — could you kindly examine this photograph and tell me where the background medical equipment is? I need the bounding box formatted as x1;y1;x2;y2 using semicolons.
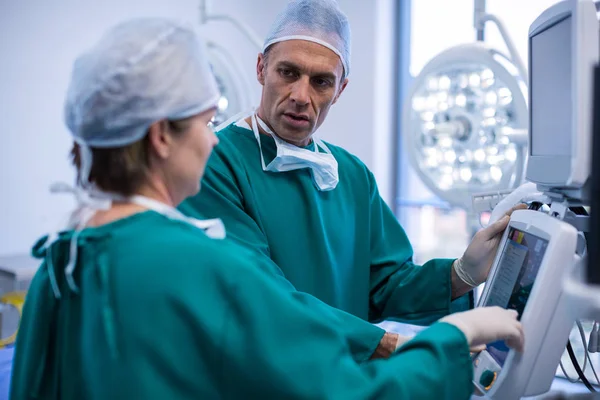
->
472;210;579;398
0;254;37;295
526;0;599;296
0;254;36;348
198;0;257;126
402;0;529;212
526;0;599;194
586;64;600;286
561;55;600;395
469;1;600;398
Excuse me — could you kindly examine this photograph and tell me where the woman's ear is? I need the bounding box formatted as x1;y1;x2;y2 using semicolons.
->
147;120;172;159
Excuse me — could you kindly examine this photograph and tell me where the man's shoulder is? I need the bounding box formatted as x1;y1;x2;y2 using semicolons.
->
215;122;255;147
207;123;257;166
321;140;374;180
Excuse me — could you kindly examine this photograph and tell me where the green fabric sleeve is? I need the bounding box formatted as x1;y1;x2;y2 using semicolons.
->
260;256;385;362
10;265;56;400
180;150;385;362
367;172;472;324
221;259;474;400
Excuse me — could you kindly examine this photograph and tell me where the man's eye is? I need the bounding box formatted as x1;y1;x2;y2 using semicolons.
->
313;78;332;87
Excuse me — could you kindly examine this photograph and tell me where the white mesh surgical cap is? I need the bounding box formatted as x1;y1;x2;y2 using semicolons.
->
263;0;351;78
65;17;220;148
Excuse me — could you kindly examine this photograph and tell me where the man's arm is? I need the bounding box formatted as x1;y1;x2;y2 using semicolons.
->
366;171;473;325
179;142;394;361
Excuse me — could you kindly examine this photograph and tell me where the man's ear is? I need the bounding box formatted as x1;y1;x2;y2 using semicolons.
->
332;78;349;105
147;120;172;159
257;53;267;85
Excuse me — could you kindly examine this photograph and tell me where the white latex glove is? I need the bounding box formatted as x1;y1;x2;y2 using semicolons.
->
393;332;501;354
454;204;527;287
440;306;524;352
488;182;538;225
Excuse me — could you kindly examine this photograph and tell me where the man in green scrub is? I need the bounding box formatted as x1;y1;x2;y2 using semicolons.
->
180;0;517;358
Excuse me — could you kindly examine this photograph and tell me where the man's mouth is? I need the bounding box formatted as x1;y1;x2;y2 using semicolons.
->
284;112;309;122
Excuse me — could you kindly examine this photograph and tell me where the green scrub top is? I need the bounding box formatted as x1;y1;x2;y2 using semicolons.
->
179;124;472;324
10;211;474;400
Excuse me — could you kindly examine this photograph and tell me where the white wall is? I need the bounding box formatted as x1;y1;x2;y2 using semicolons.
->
0;0;394;256
410;0;564;75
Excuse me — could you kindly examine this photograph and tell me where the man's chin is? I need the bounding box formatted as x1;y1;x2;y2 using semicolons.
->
280;134;313;147
276;126;313;146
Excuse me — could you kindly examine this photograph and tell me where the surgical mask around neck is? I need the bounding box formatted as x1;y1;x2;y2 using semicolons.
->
126;194;225;239
250;113;339;191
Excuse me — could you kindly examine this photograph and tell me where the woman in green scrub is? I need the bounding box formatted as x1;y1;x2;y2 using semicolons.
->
9;17;524;400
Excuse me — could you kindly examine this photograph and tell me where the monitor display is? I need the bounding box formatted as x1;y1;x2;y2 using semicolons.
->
530;15;572;157
483;227;549;366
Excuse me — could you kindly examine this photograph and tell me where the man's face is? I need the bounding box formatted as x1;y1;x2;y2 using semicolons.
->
256;40;348;147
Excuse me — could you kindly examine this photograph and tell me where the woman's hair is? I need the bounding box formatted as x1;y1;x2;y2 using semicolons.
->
71;118;191;196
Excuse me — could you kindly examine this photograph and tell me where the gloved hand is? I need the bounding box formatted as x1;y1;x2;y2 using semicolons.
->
394;333;492;354
454;204;527;287
440;306;524;352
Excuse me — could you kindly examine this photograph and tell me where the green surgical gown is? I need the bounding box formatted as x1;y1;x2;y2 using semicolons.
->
10;211;474;399
179;124;472;325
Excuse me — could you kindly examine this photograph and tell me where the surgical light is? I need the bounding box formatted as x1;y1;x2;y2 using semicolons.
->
217;96;229;112
199;0;259;127
403;42;528;210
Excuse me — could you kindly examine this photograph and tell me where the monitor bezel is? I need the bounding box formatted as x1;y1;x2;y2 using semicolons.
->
526;0;598;188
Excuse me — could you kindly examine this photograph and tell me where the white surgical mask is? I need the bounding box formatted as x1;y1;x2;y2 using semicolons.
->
126;194;225;239
250;113;339;191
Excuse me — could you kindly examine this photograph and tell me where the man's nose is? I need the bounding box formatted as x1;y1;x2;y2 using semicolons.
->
289;76;310;106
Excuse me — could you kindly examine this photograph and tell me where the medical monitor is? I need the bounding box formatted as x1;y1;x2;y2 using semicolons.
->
483;227;549;366
472;210;578;399
526;0;599;190
588;64;600;285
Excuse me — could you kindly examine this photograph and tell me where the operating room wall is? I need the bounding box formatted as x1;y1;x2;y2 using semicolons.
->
0;0;394;256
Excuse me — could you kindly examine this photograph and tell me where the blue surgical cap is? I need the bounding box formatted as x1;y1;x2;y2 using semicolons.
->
263;0;351;78
64;18;220;148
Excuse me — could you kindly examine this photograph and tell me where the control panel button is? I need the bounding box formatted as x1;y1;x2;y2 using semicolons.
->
479;369;498;390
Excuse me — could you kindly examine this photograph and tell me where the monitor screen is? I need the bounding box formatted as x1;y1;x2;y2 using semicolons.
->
483;227;549;366
530;15;572;157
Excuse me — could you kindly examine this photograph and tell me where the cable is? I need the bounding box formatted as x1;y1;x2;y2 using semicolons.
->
556;320;589;384
560;360;582;383
576;321;594;379
567;340;597;392
578;320;600;386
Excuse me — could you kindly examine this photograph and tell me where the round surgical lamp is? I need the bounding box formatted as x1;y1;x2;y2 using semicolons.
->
199;0;260;127
205;41;254;126
402;42;528;210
